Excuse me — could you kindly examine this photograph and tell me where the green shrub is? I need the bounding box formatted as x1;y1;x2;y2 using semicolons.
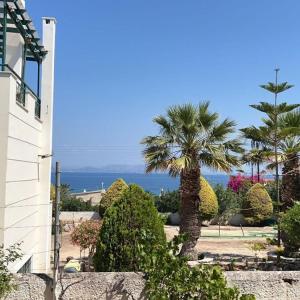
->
281;204;300;253
0;244;22;299
155;190;180;213
199;177;219;221
98;178;128;216
94;184;166;271
242;183;273;225
61;198;94;212
214;184;241;214
139;235;255;300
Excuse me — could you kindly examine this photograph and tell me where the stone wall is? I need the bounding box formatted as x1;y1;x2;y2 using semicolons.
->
59;211;100;232
72;190;105;206
7;271;300;300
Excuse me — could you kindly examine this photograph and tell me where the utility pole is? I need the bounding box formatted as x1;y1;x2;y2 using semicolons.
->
53;162;61;300
274;68;281;263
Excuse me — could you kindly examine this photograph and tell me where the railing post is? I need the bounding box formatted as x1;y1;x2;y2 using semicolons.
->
2;0;8;71
21;42;28;105
37;60;41;98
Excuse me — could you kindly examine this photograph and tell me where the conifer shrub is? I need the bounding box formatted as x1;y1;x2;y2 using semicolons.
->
242;183;273;225
98;178;128;217
199;177;219;221
281;204;300;253
94;184;166;271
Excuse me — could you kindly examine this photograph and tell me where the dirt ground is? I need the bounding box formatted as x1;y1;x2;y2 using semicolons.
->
59;225;276;263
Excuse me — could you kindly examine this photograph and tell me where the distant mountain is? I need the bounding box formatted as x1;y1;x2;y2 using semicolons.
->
61;164;146;174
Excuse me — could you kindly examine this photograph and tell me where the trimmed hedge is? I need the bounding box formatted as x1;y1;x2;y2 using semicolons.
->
99;178;128;217
94;184;166;272
199;177;219;221
242;183;273;225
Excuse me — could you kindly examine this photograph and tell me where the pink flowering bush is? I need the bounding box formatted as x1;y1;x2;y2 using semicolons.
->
228;174;265;193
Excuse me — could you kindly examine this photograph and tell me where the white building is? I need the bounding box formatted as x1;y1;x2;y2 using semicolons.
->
0;0;56;273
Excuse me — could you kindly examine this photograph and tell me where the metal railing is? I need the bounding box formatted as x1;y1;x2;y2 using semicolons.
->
16;81;26;106
0;64;41;119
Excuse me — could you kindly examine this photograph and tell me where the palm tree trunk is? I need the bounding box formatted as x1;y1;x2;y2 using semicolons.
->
282;153;300;211
257;162;260;183
179;166;201;260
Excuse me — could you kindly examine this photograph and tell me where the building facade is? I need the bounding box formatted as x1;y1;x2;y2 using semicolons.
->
0;0;56;273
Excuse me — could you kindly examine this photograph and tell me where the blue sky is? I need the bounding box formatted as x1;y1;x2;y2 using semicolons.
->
27;0;300;171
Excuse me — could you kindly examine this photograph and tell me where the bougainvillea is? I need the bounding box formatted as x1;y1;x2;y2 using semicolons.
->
228;174;265;193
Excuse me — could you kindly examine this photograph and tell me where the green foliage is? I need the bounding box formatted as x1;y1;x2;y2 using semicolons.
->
139;235;254;300
94;184;165;272
0;243;22;299
61;197;95;212
214;184;241;214
242;183;273;225
239;179;254;199
265;180;282;204
240;295;256;300
199;177;219;221
155;190;180;213
98;178;128;217
51;184;96;213
281;204;300;252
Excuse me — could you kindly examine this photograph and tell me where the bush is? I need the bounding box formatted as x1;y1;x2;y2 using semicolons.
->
0;244;22;298
242;183;273;225
61;198;95;212
155;190;180;213
94;184;166;271
139;235;255;300
281;204;300;253
214;184;241;215
99;178;128;216
199;177;219;221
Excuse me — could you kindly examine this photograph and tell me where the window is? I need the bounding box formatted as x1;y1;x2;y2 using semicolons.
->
18;257;32;273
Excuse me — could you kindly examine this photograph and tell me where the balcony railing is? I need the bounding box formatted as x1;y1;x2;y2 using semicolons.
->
16;81;26;106
0;64;41;119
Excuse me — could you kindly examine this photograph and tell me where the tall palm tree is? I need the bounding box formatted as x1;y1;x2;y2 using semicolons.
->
241;147;269;182
141;102;243;258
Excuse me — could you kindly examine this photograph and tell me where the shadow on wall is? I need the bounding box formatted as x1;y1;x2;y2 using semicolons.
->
6;271;300;300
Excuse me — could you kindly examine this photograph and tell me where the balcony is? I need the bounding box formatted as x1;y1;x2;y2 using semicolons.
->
1;64;41;119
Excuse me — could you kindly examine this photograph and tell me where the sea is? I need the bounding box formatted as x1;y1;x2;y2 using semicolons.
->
51;172;229;195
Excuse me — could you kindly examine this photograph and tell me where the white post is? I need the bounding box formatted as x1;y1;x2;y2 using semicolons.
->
35;17;56;274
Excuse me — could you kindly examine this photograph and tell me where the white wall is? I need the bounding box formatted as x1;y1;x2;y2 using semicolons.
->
0;72;52;273
0;16;56;274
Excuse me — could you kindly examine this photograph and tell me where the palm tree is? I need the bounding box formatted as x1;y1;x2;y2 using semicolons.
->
241;147;268;182
278;109;300;209
141;102;243;258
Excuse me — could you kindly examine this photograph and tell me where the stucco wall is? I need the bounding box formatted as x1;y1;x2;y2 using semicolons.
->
6;271;300;300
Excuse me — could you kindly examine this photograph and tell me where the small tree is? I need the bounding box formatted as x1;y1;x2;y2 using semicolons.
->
94;184;166;272
99;178;128;217
71;220;102;269
139;235;255;299
199;177;218;221
0;243;22;298
242;183;273;225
